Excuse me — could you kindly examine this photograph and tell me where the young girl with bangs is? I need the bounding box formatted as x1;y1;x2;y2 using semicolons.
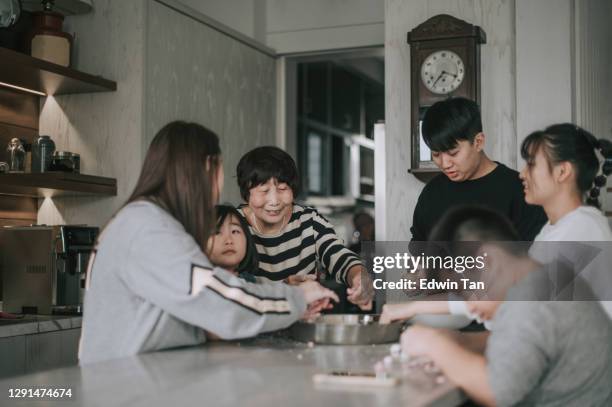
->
79;122;338;364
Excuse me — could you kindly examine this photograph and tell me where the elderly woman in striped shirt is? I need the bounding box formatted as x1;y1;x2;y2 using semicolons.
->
236;146;373;310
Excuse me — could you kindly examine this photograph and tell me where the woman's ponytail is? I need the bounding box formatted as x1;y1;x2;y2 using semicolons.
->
586;138;612;208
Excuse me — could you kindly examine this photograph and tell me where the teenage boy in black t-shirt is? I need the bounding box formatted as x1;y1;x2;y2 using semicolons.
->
411;97;546;241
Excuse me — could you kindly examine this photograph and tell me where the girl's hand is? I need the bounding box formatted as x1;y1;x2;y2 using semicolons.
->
302;297;333;320
298;280;340;309
400;325;447;359
284;274;317;285
380;303;416;324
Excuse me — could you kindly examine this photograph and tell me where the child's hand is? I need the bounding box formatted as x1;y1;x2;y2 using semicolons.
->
284;274;317;285
298;280;340;307
302;297;333;320
400;325;448;358
380;303;416;324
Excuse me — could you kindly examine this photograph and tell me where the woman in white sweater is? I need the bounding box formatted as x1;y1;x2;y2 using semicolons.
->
520;123;612;315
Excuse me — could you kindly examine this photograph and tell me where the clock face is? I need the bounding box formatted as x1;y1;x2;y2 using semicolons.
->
420;50;465;95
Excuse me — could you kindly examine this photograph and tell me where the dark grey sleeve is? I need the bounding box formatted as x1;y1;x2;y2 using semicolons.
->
486;302;553;406
120;218;306;339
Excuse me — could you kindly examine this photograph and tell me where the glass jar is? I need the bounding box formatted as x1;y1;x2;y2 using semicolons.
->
32;135;55;172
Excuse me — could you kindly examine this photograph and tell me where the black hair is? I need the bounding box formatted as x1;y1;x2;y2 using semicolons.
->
429;205;525;257
127;121;221;251
214;205;259;277
520;123;612;208
421;97;483;152
236;146;300;201
353;211;374;230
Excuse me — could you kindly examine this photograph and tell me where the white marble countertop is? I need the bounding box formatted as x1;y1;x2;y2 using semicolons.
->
0;334;465;407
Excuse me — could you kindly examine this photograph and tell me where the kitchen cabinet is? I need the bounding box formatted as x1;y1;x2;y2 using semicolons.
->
0;335;26;377
0;316;81;378
24;329;81;374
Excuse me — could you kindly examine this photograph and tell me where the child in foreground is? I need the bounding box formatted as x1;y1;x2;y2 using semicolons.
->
399;206;612;406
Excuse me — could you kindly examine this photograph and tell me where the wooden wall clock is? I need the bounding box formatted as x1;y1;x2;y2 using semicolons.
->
407;14;486;181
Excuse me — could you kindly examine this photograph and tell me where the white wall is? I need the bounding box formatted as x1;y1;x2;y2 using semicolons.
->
383;0;515;241
266;0;384;53
175;0;384;54
573;0;612;212
515;0;573;164
174;0;267;42
382;0;612;244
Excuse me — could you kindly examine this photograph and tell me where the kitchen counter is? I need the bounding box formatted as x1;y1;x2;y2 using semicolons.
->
0;334;465;407
0;315;82;338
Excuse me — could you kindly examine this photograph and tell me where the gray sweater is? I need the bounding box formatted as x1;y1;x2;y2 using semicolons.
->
79;201;306;365
487;270;612;406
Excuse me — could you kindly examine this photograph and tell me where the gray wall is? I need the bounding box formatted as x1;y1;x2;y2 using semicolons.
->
175;0;384;54
145;0;276;204
173;0;267;43
381;0;612;245
38;0;277;226
38;0;146;226
265;0;384;54
382;0;516;242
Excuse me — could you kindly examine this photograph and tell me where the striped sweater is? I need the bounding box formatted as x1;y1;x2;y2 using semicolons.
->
237;204;363;285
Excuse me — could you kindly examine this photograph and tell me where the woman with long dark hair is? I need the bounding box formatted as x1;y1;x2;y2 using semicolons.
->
79;121;337;364
520;123;612;232
520;123;612;316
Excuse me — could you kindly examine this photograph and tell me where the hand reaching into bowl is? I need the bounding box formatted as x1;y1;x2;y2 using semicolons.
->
284;274;317;285
298;280;339;319
380;300;451;324
347;266;374;310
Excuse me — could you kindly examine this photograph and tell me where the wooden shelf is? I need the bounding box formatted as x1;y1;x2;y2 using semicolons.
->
0;172;117;197
0;47;116;96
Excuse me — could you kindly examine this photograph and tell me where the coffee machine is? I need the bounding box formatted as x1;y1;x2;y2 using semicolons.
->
0;225;98;315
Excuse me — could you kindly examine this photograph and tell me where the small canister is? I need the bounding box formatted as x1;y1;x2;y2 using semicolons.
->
50;151;78;172
32;135;55;172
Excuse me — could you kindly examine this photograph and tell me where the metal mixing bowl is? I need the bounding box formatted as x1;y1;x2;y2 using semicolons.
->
289;314;407;345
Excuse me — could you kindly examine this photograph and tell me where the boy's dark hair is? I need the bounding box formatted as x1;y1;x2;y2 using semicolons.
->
429;205;526;257
421;97;483;152
520;123;612;208
214;205;259;276
236;146;300;201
